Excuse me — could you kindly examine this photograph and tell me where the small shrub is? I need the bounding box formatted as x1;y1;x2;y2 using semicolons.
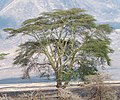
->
84;74;117;100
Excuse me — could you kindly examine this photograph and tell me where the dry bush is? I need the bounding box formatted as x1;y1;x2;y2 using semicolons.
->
84;74;117;100
0;95;12;100
57;88;83;100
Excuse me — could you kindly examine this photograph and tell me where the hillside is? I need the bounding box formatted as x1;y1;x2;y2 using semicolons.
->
0;0;120;81
0;0;120;27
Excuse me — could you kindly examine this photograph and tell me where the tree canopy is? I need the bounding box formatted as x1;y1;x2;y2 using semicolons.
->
4;8;113;88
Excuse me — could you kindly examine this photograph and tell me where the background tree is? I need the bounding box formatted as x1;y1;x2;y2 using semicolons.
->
4;8;113;88
0;53;7;60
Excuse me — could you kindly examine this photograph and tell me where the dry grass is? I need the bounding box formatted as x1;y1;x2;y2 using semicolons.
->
0;91;46;100
0;89;83;100
58;88;83;100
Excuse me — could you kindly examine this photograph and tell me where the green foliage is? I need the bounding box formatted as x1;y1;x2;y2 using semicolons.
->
4;8;113;88
0;53;8;60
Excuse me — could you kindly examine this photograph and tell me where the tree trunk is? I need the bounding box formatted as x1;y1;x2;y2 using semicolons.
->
63;81;69;88
56;79;62;88
56;71;63;88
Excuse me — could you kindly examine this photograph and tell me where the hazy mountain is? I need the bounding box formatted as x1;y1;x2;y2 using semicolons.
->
0;0;120;28
0;0;13;11
0;0;120;80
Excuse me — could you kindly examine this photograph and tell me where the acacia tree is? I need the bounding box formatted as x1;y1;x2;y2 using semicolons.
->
4;8;113;88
